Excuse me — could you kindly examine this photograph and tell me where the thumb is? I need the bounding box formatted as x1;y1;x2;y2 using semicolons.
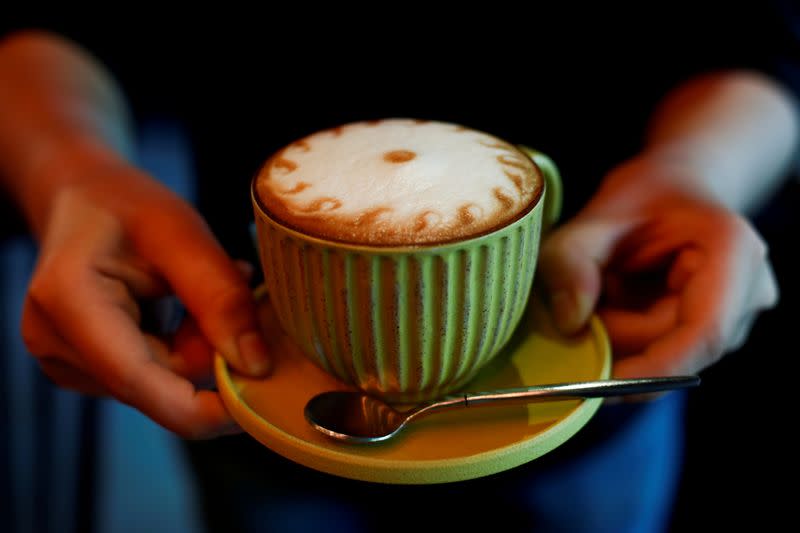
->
538;218;630;334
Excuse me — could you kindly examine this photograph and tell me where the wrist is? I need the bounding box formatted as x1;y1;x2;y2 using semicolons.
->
643;140;736;196
581;151;722;219
13;137;131;238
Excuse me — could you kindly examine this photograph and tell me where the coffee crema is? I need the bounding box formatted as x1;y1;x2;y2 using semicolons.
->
255;119;543;246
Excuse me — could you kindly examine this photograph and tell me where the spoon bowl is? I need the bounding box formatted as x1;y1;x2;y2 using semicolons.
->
305;376;700;444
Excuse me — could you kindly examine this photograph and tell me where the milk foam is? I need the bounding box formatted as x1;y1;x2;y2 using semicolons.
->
255;119;542;245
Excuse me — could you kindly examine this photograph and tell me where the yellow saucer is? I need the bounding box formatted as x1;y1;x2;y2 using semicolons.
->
215;286;611;485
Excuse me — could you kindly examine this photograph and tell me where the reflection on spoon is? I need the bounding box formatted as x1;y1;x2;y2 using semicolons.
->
304;376;700;444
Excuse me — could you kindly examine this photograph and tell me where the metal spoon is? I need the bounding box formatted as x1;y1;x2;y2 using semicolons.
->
305;376;700;444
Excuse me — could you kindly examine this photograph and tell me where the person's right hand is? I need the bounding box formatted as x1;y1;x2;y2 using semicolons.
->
20;145;270;438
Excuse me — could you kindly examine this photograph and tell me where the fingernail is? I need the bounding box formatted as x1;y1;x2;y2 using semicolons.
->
237;331;271;376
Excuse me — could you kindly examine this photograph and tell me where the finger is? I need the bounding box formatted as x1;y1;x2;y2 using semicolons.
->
38;358;109;396
725;262;779;350
132;203;269;377
539;218;634;334
94;254;171;299
615;223;687;273
614;232;747;377
45;272;242;438
155;316;216;386
37;193;169;301
614;267;728;377
613;323;706;377
21;295;88;369
605;236;697;310
234;259;255;280
28;284;212;389
728;312;757;352
599;296;678;356
130;358;243;439
753;261;779;310
667;248;705;292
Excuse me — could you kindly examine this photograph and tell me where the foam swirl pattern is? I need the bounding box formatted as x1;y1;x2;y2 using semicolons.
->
255;119;542;246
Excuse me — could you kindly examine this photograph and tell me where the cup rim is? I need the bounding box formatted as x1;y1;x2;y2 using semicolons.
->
250;149;546;253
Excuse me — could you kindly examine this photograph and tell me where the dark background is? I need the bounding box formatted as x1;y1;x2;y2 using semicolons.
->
3;4;799;530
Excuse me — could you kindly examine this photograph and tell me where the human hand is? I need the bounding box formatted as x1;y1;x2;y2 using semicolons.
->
538;154;778;378
20;147;269;438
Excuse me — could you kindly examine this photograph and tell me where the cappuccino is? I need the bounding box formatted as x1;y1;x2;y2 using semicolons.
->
251;120;560;402
255;119;542;246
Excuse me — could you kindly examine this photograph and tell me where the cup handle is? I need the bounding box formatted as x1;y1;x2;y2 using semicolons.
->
517;146;563;232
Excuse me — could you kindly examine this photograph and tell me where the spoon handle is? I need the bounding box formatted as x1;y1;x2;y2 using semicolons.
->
460;376;700;407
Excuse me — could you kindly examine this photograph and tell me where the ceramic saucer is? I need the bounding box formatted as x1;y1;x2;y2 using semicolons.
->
215;286;611;484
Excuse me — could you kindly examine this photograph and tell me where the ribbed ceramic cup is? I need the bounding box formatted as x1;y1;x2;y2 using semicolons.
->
252;146;562;403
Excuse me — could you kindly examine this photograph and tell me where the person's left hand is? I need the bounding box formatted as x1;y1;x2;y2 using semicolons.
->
537;154;779;377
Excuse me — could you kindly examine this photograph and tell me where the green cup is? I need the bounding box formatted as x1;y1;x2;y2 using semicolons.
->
252;145;561;403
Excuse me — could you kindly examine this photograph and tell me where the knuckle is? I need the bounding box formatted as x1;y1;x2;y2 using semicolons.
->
23;261;85;358
743;226;769;259
20;309;46;356
20;297;64;360
725;213;768;257
26;272;53;309
103;365;137;406
758;266;780;310
764;280;779;308
28;259;81;307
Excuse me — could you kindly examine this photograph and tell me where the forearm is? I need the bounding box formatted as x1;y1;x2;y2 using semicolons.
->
645;71;799;214
583;71;799;219
0;30;134;234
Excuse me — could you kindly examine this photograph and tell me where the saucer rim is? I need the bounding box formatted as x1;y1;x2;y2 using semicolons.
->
216;349;608;484
214;292;611;484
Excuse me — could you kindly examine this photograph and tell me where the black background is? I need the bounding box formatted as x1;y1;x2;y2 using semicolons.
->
3;4;799;530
